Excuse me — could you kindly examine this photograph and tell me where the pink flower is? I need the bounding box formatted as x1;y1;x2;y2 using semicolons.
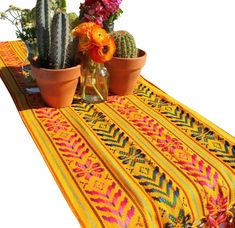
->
84;0;94;6
79;0;122;26
102;0;122;14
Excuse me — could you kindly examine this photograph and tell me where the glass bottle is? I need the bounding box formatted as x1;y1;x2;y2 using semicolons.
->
80;56;109;103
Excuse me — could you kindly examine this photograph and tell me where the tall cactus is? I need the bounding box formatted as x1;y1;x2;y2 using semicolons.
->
35;0;76;69
65;37;79;68
49;9;70;69
111;30;138;58
35;0;50;67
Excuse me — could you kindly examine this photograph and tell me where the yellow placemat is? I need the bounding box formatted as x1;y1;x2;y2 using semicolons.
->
0;41;234;228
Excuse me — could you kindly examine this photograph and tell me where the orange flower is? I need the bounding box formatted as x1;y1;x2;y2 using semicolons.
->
78;34;93;52
71;22;98;36
72;22;116;62
90;27;109;47
89;37;116;63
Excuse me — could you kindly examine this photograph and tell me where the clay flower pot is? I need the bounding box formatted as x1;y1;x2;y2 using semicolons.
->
105;49;147;95
31;63;81;108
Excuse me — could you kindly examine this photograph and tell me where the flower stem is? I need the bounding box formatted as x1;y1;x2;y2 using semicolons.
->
91;62;104;100
91;78;104;101
82;56;105;102
82;73;87;99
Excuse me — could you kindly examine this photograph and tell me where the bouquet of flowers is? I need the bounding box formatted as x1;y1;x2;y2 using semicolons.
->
78;0;123;31
72;22;116;102
72;22;116;62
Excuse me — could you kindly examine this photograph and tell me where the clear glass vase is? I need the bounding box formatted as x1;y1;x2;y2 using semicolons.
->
81;57;109;103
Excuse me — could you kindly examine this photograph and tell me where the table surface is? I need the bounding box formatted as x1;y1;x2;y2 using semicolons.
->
0;42;235;228
0;40;235;228
1;1;235;227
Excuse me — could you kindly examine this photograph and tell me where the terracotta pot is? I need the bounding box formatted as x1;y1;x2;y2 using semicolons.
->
31;63;81;108
105;49;147;95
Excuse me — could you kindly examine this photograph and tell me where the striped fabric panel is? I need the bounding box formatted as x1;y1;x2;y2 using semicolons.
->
0;41;234;228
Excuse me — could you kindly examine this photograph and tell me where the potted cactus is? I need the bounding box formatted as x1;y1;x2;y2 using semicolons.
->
105;30;147;95
31;0;81;108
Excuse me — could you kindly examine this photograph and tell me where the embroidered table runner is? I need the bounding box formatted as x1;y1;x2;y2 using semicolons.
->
0;41;235;228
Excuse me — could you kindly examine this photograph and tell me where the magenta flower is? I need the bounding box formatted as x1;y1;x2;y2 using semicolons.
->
79;0;122;26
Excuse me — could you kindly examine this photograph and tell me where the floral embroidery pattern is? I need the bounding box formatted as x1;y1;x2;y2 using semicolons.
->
157;135;183;155
117;104;138;118
191;127;215;142
73;159;104;180
164;210;192;228
206;187;230;227
118;148;146;167
84;111;106;124
45;119;69;133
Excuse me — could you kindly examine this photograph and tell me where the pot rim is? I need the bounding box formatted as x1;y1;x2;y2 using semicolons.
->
31;58;81;72
111;48;146;61
105;48;147;69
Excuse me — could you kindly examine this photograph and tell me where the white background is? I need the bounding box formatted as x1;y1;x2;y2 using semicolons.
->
0;1;235;227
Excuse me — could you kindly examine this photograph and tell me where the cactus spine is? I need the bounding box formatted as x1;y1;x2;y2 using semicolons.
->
111;30;138;58
49;4;70;69
35;0;75;69
36;0;50;67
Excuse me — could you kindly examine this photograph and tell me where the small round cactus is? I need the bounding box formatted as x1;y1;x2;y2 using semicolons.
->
111;30;138;58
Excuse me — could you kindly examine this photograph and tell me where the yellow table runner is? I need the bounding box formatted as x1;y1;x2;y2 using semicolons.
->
0;41;235;228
